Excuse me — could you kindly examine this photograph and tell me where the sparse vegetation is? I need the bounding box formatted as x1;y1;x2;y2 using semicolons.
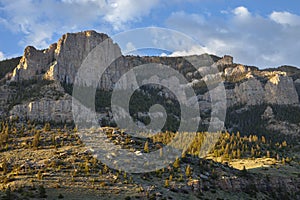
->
0;119;298;199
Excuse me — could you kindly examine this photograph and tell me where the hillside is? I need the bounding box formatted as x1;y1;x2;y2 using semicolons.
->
0;121;299;199
0;30;299;199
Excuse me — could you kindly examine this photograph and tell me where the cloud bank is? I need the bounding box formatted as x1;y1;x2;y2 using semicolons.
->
0;2;299;68
0;0;160;48
165;7;300;68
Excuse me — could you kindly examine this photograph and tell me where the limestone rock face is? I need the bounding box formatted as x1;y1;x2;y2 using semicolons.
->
11;31;122;88
207;75;298;108
54;31;121;85
218;175;298;197
234;78;265;105
216;55;233;66
5;30;300;127
265;75;299;104
0;85;16;115
224;64;247;77
9;95;72;123
10;30;300;107
12;44;56;81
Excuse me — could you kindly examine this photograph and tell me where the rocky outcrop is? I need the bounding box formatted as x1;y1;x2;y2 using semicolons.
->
261;106;274;120
234;78;265;105
0;85;16;116
9;95;72;123
218;175;299;198
204;75;299;108
216;55;233;66
10;30;300;107
12;44;56;81
5;30;300;126
265;75;299;104
224;64;247;77
11;31;122;87
260;105;300;135
53;31;122;85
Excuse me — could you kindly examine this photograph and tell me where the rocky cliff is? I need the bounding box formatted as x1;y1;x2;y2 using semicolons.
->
225;75;299;106
12;31;122;86
9;96;72;123
1;30;300;135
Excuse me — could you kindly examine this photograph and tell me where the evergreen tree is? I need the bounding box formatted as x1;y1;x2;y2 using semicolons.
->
185;165;192;177
164;178;169;187
144;141;149;153
261;136;266;144
173;157;180;168
237;148;241;159
33;131;40;149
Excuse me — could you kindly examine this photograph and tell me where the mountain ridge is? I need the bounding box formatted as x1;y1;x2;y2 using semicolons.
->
0;30;300;200
0;30;300;137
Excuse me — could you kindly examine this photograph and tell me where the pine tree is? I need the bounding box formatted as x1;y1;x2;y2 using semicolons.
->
164;178;169;187
173;157;180;168
185;165;192;177
33;131;40;149
37;170;43;180
282;141;287;147
159;148;163;158
232;150;237;159
237;131;240;139
2;158;8;175
213;150;218;157
282;158;286;165
44;123;51;132
237;148;241;159
276;154;280;161
85;161;90;175
261;136;266;144
144;141;149;153
267;150;270;158
225;144;230;154
251;147;255;157
181;150;186;159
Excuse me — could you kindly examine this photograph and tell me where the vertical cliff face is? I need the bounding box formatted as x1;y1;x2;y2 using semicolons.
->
54;31;122;85
234;78;265;106
9;96;73;123
11;30;122;86
265;75;299;104
8;30;126;122
5;30;300;126
224;75;299;106
12;44;56;81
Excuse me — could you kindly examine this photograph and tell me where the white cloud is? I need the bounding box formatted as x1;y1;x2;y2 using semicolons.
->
270;11;300;26
232;6;250;18
166;46;209;57
0;0;104;48
165;8;300;68
0;0;161;49
104;0;160;30
112;27;207;56
0;51;5;60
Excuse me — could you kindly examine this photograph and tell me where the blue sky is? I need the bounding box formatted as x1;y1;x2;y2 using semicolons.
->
0;0;300;68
